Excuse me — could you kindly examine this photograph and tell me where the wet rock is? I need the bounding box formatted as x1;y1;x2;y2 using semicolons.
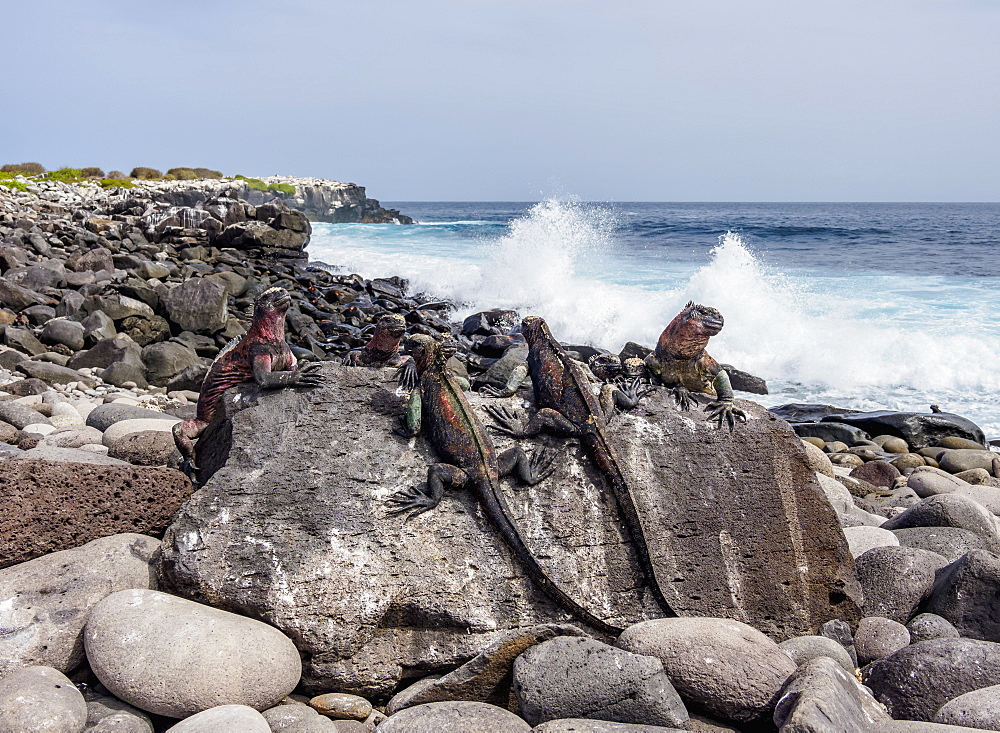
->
907;613;961;644
863;638;1000;721
0;665;87;733
855;545;949;623
881;494;1000;551
892;526;986;562
822;410;986;451
512;636;687;728
164;704;271;732
615;617;796;724
0;460;191;568
778;634;856;673
376;701;530;733
772;656;890;732
0;534;159;676
85;589;301;718
925;549;1000;642
854;616;910;666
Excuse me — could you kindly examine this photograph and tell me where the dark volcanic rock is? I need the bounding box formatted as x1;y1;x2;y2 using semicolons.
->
159;366;859;697
768;403;861;423
718;364;767;395
907;613;961;644
162;278;228;334
0;460;192;568
881;494;1000;551
892;527;987;562
16;361;97;388
925;549;1000;642
86;402;179;431
791;421;871;445
863;638;1000;721
822;410;986;450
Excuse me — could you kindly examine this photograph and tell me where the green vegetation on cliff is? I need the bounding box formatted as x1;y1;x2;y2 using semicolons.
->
235;175;296;195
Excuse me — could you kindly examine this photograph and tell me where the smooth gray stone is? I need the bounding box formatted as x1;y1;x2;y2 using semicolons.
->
934;684;1000;730
778;635;856;673
854;616;910;666
906;613;961;644
164;704;270;732
0;399;51;429
855;545;949;623
532;720;687;732
0;665;87;733
881;494;1000;551
376;702;530;733
85;402;177;432
261;703;338;732
863;638;1000;721
84;690;153;733
892;526;986;562
12;445;130;465
512;636;687;728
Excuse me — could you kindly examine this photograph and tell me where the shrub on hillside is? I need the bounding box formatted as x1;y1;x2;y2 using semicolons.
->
167;168;200;180
130;167;162;180
44;168;84;182
99;178;135;189
270;182;296;195
1;162;45;175
0;180;31;193
192;167;223;179
107;170;128;179
80;167;105;178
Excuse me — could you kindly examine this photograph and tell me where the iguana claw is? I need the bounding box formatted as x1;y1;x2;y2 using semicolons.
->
386;486;437;519
485;404;528;437
291;362;325;387
672;386;696;411
705;400;747;431
179;458;198;482
527;446;559;483
617;377;656;404
395;360;419;391
478;384;507;398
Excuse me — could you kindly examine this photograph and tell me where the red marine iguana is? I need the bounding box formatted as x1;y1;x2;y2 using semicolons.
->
644;301;747;431
342;313;418;389
172;286;324;477
484;316;671;616
388;334;622;635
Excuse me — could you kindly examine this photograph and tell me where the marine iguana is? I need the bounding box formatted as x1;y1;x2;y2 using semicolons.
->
172;286;324;477
484;316;670;616
342;313;418;390
388;334;622;635
644;301;747;431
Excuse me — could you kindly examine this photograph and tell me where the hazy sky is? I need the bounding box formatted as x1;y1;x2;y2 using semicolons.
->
5;0;998;201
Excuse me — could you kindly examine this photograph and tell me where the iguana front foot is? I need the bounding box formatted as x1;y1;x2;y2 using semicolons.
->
289;362;326;388
705;399;747;431
386;485;439;519
614;377;657;408
526;446;559;483
179;457;198;482
671;386;696;411
394;359;419;391
486;404;530;438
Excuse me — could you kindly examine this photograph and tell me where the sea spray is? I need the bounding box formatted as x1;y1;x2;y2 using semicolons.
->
309;201;1000;437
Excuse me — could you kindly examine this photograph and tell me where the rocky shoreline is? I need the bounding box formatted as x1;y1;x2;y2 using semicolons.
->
2;178;1000;732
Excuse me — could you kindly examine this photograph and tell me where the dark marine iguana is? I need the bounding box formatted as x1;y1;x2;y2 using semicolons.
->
172;286;324;477
342;313;418;390
644;301;747;431
485;316;671;616
388;334;622;635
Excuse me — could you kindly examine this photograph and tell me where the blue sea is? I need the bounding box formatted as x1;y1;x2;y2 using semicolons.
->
307;201;1000;440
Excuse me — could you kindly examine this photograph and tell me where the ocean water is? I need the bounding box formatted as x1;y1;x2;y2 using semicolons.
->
307;201;1000;440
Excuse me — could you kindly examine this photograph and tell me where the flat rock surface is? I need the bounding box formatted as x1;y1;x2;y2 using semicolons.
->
160;367;859;696
0;460;192;568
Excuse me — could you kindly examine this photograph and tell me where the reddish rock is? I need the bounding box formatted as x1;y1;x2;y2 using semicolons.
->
107;430;177;466
0;460;193;568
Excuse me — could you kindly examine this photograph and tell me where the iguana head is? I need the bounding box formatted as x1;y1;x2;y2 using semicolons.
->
520;316;552;346
589;353;622;381
374;313;407;339
403;334;440;373
656;301;724;360
253;286;292;315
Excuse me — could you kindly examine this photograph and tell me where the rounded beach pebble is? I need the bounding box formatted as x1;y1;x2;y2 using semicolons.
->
934;684;1000;729
614;617;796;724
164;704;270;732
0;665;87;733
377;701;531;732
83;589;301;718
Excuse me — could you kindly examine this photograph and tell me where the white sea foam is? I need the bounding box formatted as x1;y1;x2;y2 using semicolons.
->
309;200;1000;437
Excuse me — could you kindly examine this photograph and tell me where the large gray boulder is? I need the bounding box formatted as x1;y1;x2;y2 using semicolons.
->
84;589;301;719
772;656;890;732
376;701;530;733
159;367;859;697
881;493;1000;551
934;684;1000;730
161;278;227;334
822;410;986;450
0;534;159;677
925;549;1000;642
863;638;1000;721
615;617;797;725
854;545;949;623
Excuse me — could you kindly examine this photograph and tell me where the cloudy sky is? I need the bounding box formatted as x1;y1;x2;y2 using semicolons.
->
4;0;998;201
